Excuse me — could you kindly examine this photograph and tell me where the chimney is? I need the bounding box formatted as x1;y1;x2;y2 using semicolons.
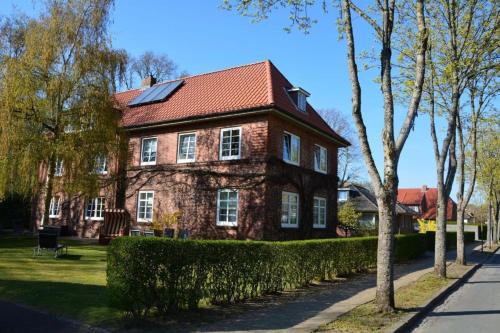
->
421;185;428;192
141;75;156;88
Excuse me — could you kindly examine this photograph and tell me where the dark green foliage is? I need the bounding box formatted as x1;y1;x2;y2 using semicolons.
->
107;234;426;318
424;231;475;251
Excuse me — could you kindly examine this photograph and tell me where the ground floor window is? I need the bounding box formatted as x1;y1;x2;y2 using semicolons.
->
137;191;154;222
281;191;299;228
85;197;105;220
217;189;238;226
313;197;327;228
48;196;61;218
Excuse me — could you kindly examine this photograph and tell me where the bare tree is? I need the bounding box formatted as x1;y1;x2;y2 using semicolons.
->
318;108;363;186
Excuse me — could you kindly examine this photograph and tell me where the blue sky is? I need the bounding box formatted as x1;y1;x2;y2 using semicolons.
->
2;0;446;194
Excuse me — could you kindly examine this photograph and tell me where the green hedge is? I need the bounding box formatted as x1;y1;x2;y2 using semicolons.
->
107;234;426;317
424;231;475;251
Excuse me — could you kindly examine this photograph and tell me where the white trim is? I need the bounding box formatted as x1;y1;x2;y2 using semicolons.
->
177;132;197;163
219;127;242;160
137;191;154;222
338;190;349;202
216;189;239;227
48;196;61;218
85;197;106;221
283;131;300;166
313;196;327;229
140;137;158;166
313;144;328;174
281;191;299;228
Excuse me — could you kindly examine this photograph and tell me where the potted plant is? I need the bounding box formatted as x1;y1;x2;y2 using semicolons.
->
152;211;181;238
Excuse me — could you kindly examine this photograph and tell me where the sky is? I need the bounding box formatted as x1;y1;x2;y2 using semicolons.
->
1;0;459;197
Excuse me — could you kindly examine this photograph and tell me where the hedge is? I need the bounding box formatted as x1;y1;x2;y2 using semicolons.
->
107;234;426;317
424;231;475;251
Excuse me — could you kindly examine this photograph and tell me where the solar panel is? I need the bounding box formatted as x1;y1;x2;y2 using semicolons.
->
128;80;184;107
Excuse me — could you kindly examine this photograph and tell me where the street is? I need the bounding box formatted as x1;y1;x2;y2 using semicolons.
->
414;250;500;333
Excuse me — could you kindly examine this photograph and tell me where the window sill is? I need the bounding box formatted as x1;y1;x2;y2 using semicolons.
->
137;219;152;223
86;217;104;221
216;222;237;227
281;224;299;229
314;168;328;175
283;159;300;167
313;224;327;229
177;159;195;164
140;162;157;166
48;215;60;219
220;156;241;161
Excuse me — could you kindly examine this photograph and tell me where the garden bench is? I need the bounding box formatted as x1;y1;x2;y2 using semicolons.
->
33;232;67;258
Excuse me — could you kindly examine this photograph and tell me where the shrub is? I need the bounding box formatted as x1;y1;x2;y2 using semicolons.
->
107;234;426;318
424;231;475;251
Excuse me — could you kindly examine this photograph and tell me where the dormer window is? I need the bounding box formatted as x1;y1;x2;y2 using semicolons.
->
288;87;310;113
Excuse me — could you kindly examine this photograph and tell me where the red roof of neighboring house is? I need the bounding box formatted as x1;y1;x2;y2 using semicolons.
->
398;186;457;221
114;60;349;146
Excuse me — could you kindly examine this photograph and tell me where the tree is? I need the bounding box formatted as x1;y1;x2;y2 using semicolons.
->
318;108;363;185
124;51;187;89
223;0;428;312
338;201;361;230
0;0;124;229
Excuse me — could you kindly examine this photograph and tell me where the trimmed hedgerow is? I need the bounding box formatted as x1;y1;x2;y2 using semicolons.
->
424;231;475;251
107;234;426;317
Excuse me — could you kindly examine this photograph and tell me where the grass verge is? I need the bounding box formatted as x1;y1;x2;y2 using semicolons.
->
0;236;121;326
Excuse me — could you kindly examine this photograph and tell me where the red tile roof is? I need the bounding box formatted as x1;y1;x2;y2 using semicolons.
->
114;60;349;146
398;187;456;220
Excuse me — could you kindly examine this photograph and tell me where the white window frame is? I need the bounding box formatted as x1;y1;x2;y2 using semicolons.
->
219;127;242;160
137;191;154;222
338;190;349;202
48;196;61;218
85;197;105;221
283;132;300;166
140;137;158;166
95;155;108;175
177;132;197;163
281;191;299;228
314;144;328;174
313;196;327;228
216;189;239;227
297;92;307;112
54;159;64;177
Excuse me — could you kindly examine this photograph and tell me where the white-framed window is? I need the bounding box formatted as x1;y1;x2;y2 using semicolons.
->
216;189;239;226
314;145;327;174
338;190;349;202
95;155;108;175
137;191;154;222
283;132;300;166
177;133;196;163
313;197;327;228
85;197;105;220
54;159;64;177
220;127;241;160
281;191;299;228
141;137;157;165
297;92;307;112
48;196;61;218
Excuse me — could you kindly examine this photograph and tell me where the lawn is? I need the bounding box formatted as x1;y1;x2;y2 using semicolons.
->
0;236;121;325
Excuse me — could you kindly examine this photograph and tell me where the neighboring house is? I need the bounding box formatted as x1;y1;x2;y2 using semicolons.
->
397;185;457;222
338;184;416;233
34;60;350;240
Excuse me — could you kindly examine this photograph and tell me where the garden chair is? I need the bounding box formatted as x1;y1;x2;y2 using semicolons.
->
33;232;67;258
99;209;130;245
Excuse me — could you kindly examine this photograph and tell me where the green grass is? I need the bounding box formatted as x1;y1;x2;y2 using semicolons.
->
0;236;121;325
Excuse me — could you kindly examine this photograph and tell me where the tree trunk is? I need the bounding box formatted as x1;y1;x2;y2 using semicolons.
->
456;208;466;265
487;199;493;248
375;194;395;312
434;180;447;278
42;156;56;226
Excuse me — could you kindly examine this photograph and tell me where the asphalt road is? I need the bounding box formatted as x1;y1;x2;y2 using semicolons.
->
414;250;500;333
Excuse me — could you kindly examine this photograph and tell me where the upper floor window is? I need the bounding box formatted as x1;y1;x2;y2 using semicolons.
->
297;92;307;112
137;191;154;222
313;197;327;228
288;87;310;113
49;196;61;218
338;190;349;201
177;133;196;163
85;197;105;220
54;159;64;177
95;156;108;175
220;127;241;160
216;189;239;226
141;137;157;166
281;191;299;228
314;145;327;173
283;132;300;166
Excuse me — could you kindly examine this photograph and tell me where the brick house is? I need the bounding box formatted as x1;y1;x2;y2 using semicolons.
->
34;60;350;240
397;185;457;222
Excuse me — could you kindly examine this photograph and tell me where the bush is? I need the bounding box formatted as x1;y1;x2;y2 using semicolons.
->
107;234;426;317
425;231;475;251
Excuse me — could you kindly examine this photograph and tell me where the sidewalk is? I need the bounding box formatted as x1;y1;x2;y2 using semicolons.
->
159;242;482;333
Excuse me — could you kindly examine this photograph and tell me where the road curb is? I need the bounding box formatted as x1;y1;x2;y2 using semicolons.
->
389;246;500;333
